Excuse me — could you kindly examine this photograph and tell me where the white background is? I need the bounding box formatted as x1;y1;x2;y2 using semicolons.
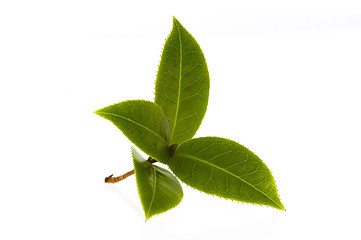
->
1;1;361;239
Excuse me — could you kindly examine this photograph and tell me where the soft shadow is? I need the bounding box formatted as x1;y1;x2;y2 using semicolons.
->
104;184;142;216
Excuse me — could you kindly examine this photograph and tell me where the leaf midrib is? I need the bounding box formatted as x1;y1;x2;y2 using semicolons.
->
170;20;182;141
175;153;284;209
147;165;157;218
98;112;167;143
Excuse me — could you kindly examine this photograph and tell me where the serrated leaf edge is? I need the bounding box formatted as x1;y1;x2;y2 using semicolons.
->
171;136;285;211
132;147;184;221
155;17;210;145
175;152;284;210
95;109;167;144
169;17;183;141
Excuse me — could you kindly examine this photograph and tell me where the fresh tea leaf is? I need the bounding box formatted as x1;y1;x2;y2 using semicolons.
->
155;17;210;145
168;137;285;210
132;147;183;220
95;100;171;163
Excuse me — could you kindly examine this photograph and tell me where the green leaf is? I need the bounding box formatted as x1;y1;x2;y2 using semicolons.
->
168;137;285;210
155;17;210;145
95;100;171;163
132;147;183;220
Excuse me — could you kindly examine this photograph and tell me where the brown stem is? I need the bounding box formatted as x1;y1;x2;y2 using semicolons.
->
104;157;157;183
105;169;134;183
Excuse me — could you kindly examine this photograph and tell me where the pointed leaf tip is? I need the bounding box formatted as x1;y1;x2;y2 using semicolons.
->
94;109;101;115
94;100;171;164
172;16;178;24
169;137;285;210
132;148;183;220
155;17;210;145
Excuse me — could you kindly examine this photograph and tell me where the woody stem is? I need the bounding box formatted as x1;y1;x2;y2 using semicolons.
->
104;157;157;183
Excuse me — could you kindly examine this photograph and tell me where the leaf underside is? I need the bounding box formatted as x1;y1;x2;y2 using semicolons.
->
95;100;171;163
132;147;183;220
168;137;285;210
155;17;210;145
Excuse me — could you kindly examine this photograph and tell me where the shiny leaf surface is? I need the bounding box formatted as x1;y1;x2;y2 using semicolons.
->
155;17;210;145
168;137;285;210
133;147;183;220
95;100;171;163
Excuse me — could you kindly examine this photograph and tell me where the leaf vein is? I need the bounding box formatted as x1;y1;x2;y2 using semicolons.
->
170;20;183;140
147;165;157;218
181;73;204;91
176;153;283;208
181;63;200;77
98;112;167;143
207;150;233;162
179;93;205;104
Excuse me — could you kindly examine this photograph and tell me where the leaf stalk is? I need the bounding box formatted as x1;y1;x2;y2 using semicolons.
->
105;157;157;183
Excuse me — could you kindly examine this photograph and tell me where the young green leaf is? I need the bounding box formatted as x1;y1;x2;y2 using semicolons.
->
168;137;285;210
132;147;183;220
95;100;171;163
155;17;210;145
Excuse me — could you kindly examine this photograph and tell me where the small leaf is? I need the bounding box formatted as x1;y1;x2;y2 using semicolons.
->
95;100;171;163
155;17;210;145
132;147;183;220
168;137;285;210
